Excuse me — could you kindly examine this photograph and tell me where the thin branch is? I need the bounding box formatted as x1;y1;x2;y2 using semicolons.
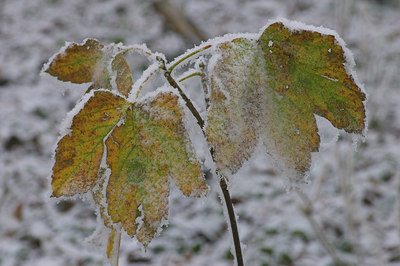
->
158;57;243;266
219;173;244;266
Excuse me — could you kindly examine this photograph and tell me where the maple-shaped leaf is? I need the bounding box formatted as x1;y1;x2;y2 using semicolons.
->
51;90;130;197
207;21;366;178
44;39;133;97
105;92;207;247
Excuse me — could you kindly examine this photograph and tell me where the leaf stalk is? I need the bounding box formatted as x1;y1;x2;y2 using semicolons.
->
168;44;211;72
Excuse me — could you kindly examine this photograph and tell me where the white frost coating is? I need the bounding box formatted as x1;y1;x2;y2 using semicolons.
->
129;62;162;101
136;84;176;106
57;89;95;141
268;40;273;47
155;215;169;239
134;204;145;237
106;51;120;93
93;141;112;216
260;17;368;141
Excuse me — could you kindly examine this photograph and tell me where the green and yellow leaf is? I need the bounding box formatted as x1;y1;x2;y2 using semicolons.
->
51;91;130;197
45;39;105;84
207;22;366;178
44;39;134;96
105;92;207;247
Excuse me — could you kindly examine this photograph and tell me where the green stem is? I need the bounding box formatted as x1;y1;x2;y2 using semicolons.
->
179;72;201;82
168;44;212;72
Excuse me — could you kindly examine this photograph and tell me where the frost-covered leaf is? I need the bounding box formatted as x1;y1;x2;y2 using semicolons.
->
207;22;366;178
45;39;105;84
44;39;134;96
51;91;130;197
112;53;134;98
207;38;265;174
105;92;207;246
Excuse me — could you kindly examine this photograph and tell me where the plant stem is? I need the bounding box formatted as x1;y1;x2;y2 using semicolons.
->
168;44;211;72
178;72;201;82
219;175;244;266
159;58;244;266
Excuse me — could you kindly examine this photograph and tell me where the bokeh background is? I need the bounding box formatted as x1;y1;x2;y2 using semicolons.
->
1;0;400;265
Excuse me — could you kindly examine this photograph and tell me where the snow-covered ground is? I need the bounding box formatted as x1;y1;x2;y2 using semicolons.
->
1;0;400;265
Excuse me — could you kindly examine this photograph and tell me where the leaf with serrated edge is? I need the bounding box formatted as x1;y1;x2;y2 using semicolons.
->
45;39;105;84
106;92;207;247
51;91;130;197
207;21;366;179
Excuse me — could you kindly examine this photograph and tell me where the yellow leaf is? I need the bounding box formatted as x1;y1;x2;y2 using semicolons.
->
51;91;130;197
45;39;134;96
45;39;105;84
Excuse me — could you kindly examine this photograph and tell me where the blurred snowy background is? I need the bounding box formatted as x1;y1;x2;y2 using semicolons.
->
1;0;400;265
